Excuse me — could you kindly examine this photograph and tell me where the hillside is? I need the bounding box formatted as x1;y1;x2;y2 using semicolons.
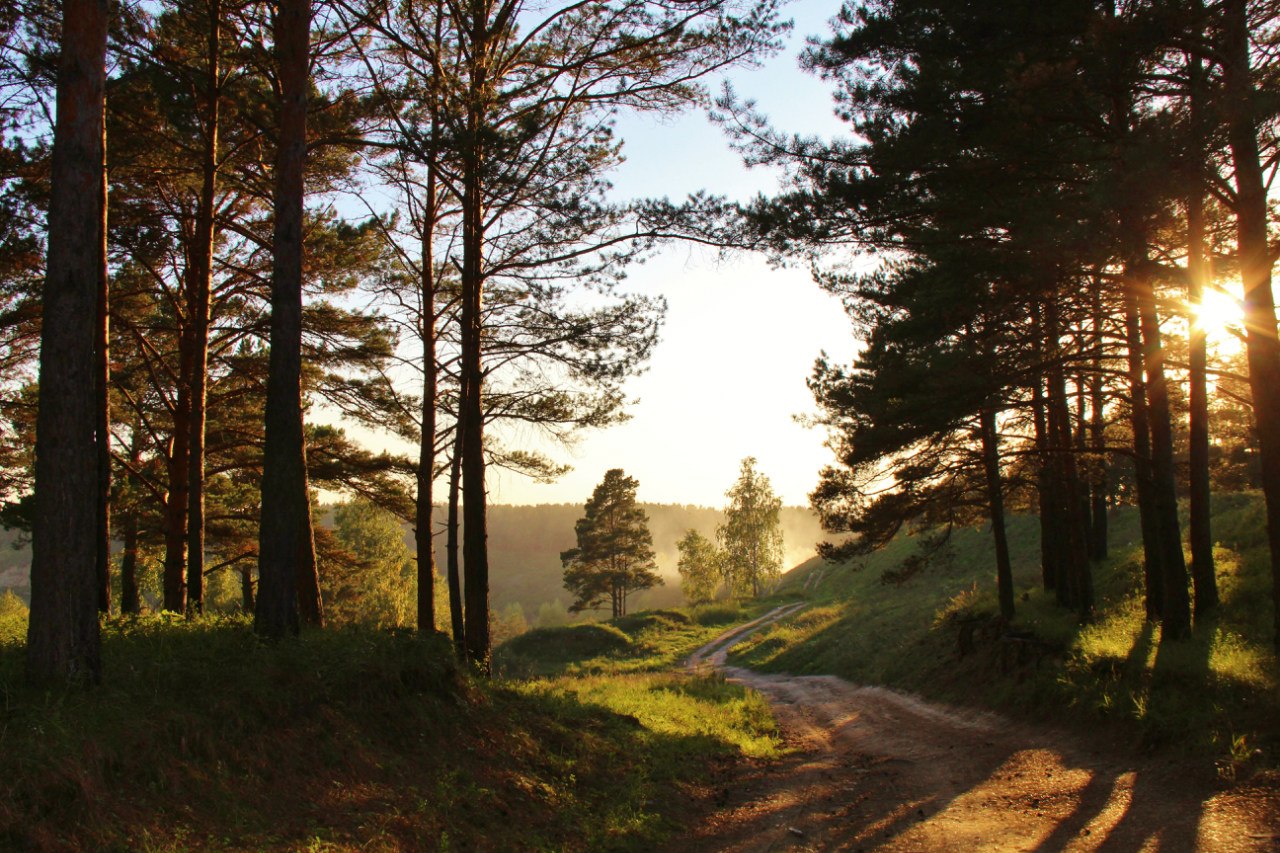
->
730;492;1280;762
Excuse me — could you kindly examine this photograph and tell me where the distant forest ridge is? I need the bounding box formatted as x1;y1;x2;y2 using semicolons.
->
426;503;832;616
0;504;833;615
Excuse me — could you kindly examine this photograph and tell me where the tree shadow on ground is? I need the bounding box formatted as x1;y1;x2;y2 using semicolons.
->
668;610;1277;853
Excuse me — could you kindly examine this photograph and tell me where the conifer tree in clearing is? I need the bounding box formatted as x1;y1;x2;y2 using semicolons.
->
561;469;661;619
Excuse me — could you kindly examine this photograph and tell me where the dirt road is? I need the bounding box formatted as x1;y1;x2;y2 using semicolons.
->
675;605;1280;852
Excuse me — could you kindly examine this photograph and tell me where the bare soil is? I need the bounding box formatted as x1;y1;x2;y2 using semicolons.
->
672;605;1280;852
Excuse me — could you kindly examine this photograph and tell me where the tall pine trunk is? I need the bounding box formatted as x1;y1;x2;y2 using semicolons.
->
95;112;110;614
186;0;221;616
1185;19;1216;617
1045;302;1093;618
460;162;489;670
1223;0;1280;647
119;511;140;615
459;8;491;670
1185;188;1216;615
415;169;438;634
1131;262;1191;641
27;0;109;683
256;0;312;638
446;429;465;657
119;428;144;616
1030;335;1059;593
163;375;190;613
980;405;1014;620
1089;282;1108;560
1123;287;1163;619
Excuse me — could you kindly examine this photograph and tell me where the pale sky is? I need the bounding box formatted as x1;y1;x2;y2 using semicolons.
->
485;0;864;507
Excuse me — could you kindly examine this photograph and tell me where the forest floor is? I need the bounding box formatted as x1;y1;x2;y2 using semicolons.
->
670;605;1280;853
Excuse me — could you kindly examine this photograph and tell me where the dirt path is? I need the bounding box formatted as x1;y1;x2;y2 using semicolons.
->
674;605;1280;852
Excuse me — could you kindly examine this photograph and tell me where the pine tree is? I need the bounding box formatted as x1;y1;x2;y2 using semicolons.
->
561;468;661;619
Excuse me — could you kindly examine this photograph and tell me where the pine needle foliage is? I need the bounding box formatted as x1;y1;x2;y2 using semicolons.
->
561;469;663;618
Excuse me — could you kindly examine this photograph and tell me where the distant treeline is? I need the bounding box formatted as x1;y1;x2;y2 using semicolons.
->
436;504;831;620
0;504;830;618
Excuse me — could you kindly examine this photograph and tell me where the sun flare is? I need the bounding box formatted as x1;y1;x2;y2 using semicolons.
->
1190;286;1244;333
1188;286;1247;356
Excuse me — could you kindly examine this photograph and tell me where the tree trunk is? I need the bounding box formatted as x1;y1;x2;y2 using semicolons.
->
1045;302;1093;618
241;563;254;612
186;0;220;617
415;167;438;634
119;430;144;616
446;431;465;657
1089;283;1108;560
1131;262;1191;641
295;515;323;626
1075;371;1096;561
460;174;489;670
255;0;311;639
163;376;190;612
119;511;140;615
1123;288;1163;620
27;0;109;684
459;20;491;669
1223;0;1280;646
1030;337;1059;592
95;110;110;615
1185;15;1216;617
1186;179;1216;617
980;405;1014;621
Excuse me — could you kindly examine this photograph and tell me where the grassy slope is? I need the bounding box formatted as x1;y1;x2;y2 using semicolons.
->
0;602;777;852
730;492;1280;764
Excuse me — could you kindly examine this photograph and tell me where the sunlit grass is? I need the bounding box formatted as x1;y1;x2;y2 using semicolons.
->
495;603;762;678
519;671;783;760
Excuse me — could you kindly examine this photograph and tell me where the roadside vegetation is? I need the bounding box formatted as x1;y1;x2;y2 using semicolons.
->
730;495;1280;770
0;600;778;852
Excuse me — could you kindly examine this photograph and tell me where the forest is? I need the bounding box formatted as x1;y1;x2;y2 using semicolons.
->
5;0;1280;848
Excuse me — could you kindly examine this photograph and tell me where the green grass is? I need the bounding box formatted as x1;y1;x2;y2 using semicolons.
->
729;493;1280;762
485;599;784;847
494;602;761;678
0;597;779;852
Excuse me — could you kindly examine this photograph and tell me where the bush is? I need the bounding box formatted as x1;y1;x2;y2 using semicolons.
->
612;609;691;633
691;602;747;626
500;621;634;665
0;589;27;646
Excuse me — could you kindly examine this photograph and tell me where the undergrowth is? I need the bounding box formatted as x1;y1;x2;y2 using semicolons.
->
0;598;776;852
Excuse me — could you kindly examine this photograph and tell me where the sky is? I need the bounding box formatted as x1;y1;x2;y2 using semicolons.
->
483;1;865;507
